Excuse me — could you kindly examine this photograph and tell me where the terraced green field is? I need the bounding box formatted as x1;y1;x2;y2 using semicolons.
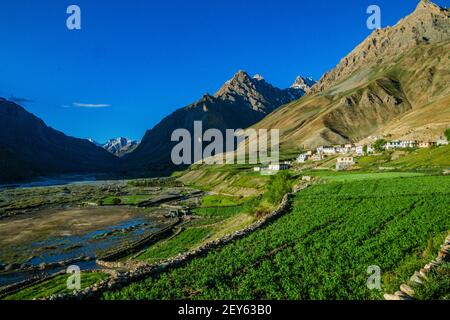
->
104;175;450;300
4;272;109;300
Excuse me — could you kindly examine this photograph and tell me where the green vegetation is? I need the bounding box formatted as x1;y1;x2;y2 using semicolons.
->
101;195;151;206
414;262;450;300
315;171;426;182
135;227;213;263
200;194;247;207
388;145;450;170
127;177;183;188
104;176;449;300
444;128;450;142
373;139;387;153
265;172;293;204
3;272;108;300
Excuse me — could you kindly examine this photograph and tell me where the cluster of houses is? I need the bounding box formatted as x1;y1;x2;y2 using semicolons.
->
296;143;369;165
295;136;449;171
384;138;448;150
251;136;449;174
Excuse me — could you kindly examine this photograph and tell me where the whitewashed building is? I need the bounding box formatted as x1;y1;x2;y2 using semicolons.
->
317;146;336;155
385;140;418;150
436;138;449;146
336;157;355;171
297;153;309;163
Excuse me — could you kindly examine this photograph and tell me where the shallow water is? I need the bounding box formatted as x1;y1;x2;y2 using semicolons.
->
0;208;168;287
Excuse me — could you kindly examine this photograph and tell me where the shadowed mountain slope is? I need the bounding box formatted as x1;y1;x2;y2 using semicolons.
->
0;99;119;183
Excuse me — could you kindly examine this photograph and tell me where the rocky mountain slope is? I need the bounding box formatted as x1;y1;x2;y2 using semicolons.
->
124;71;313;174
0;98;119;183
102;137;139;157
250;0;449;151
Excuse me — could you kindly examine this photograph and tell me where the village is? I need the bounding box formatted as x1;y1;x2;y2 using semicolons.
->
254;135;449;174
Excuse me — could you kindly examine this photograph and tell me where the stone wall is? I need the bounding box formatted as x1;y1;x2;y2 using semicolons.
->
384;233;450;300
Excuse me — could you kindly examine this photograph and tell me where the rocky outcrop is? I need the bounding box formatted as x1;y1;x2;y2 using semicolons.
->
384;233;450;300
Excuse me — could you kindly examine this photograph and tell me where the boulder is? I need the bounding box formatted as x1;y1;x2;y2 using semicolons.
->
400;284;415;297
394;291;413;300
409;272;424;285
384;293;401;300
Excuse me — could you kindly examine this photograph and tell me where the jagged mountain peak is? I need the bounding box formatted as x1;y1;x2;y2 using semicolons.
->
102;137;139;157
214;70;301;113
291;76;316;92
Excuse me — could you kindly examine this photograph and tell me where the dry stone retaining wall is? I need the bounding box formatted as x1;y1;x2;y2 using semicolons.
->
384;233;450;300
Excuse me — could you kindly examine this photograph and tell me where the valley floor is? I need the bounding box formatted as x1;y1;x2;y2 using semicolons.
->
1;146;449;300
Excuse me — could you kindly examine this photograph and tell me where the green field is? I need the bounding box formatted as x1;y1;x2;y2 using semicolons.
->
134;227;213;263
103;175;450;300
200;194;248;207
3;272;109;300
101;195;152;205
314;171;427;182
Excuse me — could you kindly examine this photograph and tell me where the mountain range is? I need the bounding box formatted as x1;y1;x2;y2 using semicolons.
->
123;71;314;174
1;0;448;183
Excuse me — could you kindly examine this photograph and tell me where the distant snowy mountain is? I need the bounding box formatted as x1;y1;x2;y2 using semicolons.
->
290;76;316;93
102;137;139;157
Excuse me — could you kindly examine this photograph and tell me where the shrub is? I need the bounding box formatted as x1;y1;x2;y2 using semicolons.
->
112;198;122;205
373;139;387;153
444;128;450;141
265;171;293;205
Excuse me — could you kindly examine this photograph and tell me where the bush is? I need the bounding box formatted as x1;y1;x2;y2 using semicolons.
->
444;128;450;141
373;139;387;153
112;198;122;205
265;171;293;205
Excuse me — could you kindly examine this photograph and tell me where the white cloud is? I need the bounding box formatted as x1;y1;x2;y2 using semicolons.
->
72;102;112;108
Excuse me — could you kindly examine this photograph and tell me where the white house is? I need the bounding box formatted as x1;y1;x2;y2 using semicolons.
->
385;140;418;150
355;146;364;156
336;157;355;171
317;146;336;155
436;138;449;146
268;163;291;171
297;153;309;163
419;141;436;148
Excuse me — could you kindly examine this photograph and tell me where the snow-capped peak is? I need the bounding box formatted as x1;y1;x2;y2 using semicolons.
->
290;76;316;91
253;74;265;81
102;137;139;157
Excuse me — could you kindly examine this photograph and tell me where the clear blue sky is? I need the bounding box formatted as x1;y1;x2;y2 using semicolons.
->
0;0;447;142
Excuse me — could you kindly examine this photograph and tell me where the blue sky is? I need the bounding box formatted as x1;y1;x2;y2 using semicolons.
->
0;0;448;142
